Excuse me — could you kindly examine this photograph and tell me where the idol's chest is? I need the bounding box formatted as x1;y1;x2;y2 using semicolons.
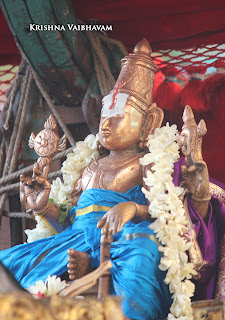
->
81;157;142;193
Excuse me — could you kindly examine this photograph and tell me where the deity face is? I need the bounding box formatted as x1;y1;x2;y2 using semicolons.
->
99;103;143;151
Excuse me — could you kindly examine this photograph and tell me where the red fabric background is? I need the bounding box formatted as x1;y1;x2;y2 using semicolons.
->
1;0;225;65
72;0;225;50
0;11;20;65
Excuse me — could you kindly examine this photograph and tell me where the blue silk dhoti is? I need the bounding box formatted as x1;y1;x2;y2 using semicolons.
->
0;186;171;319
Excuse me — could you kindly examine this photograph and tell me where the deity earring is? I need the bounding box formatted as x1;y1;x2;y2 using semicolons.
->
139;104;164;149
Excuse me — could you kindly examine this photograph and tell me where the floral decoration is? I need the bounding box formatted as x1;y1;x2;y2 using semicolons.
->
25;215;53;243
140;123;197;320
27;275;68;298
49;133;99;205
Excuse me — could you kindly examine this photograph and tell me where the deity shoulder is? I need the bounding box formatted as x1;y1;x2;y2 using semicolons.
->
81;154;145;193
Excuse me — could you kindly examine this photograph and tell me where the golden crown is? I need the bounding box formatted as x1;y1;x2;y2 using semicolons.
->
110;38;158;115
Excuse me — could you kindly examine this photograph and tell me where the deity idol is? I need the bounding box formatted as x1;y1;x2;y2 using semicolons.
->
0;39;225;320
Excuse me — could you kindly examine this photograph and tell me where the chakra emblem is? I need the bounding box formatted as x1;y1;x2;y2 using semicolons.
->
29;114;67;158
33;129;58;157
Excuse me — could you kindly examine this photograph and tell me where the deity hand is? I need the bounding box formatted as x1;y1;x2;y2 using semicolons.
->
20;162;51;215
97;202;138;237
177;106;211;219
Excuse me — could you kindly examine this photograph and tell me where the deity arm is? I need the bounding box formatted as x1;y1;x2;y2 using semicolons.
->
41;174;84;232
175;106;216;277
20;175;70;233
131;202;150;222
37;203;69;233
20;167;85;233
97;165;151;235
128;162;155;222
190;195;210;221
71;176;83;207
97;201;150;236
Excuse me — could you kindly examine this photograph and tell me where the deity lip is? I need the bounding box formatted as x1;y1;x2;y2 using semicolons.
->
101;130;111;136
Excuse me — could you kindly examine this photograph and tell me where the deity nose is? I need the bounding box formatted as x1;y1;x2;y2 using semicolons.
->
101;117;110;128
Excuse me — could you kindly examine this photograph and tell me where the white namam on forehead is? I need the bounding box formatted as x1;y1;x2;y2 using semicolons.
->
101;92;129;119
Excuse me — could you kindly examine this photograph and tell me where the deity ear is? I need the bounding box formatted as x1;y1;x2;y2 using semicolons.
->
139;103;164;149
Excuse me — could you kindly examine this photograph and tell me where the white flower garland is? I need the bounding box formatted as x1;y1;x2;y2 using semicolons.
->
50;133;100;206
140;123;197;320
25;134;100;243
25;215;54;242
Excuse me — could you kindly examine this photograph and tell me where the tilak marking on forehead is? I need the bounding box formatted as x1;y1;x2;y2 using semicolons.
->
109;80;121;110
102;84;129;120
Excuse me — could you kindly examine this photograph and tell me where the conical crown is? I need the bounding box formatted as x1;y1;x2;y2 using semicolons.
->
110;38;158;115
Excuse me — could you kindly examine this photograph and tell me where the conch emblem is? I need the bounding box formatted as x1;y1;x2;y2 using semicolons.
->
177;105;207;166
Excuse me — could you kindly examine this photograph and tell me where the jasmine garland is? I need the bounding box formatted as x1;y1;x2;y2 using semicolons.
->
50;134;99;206
140;123;197;320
